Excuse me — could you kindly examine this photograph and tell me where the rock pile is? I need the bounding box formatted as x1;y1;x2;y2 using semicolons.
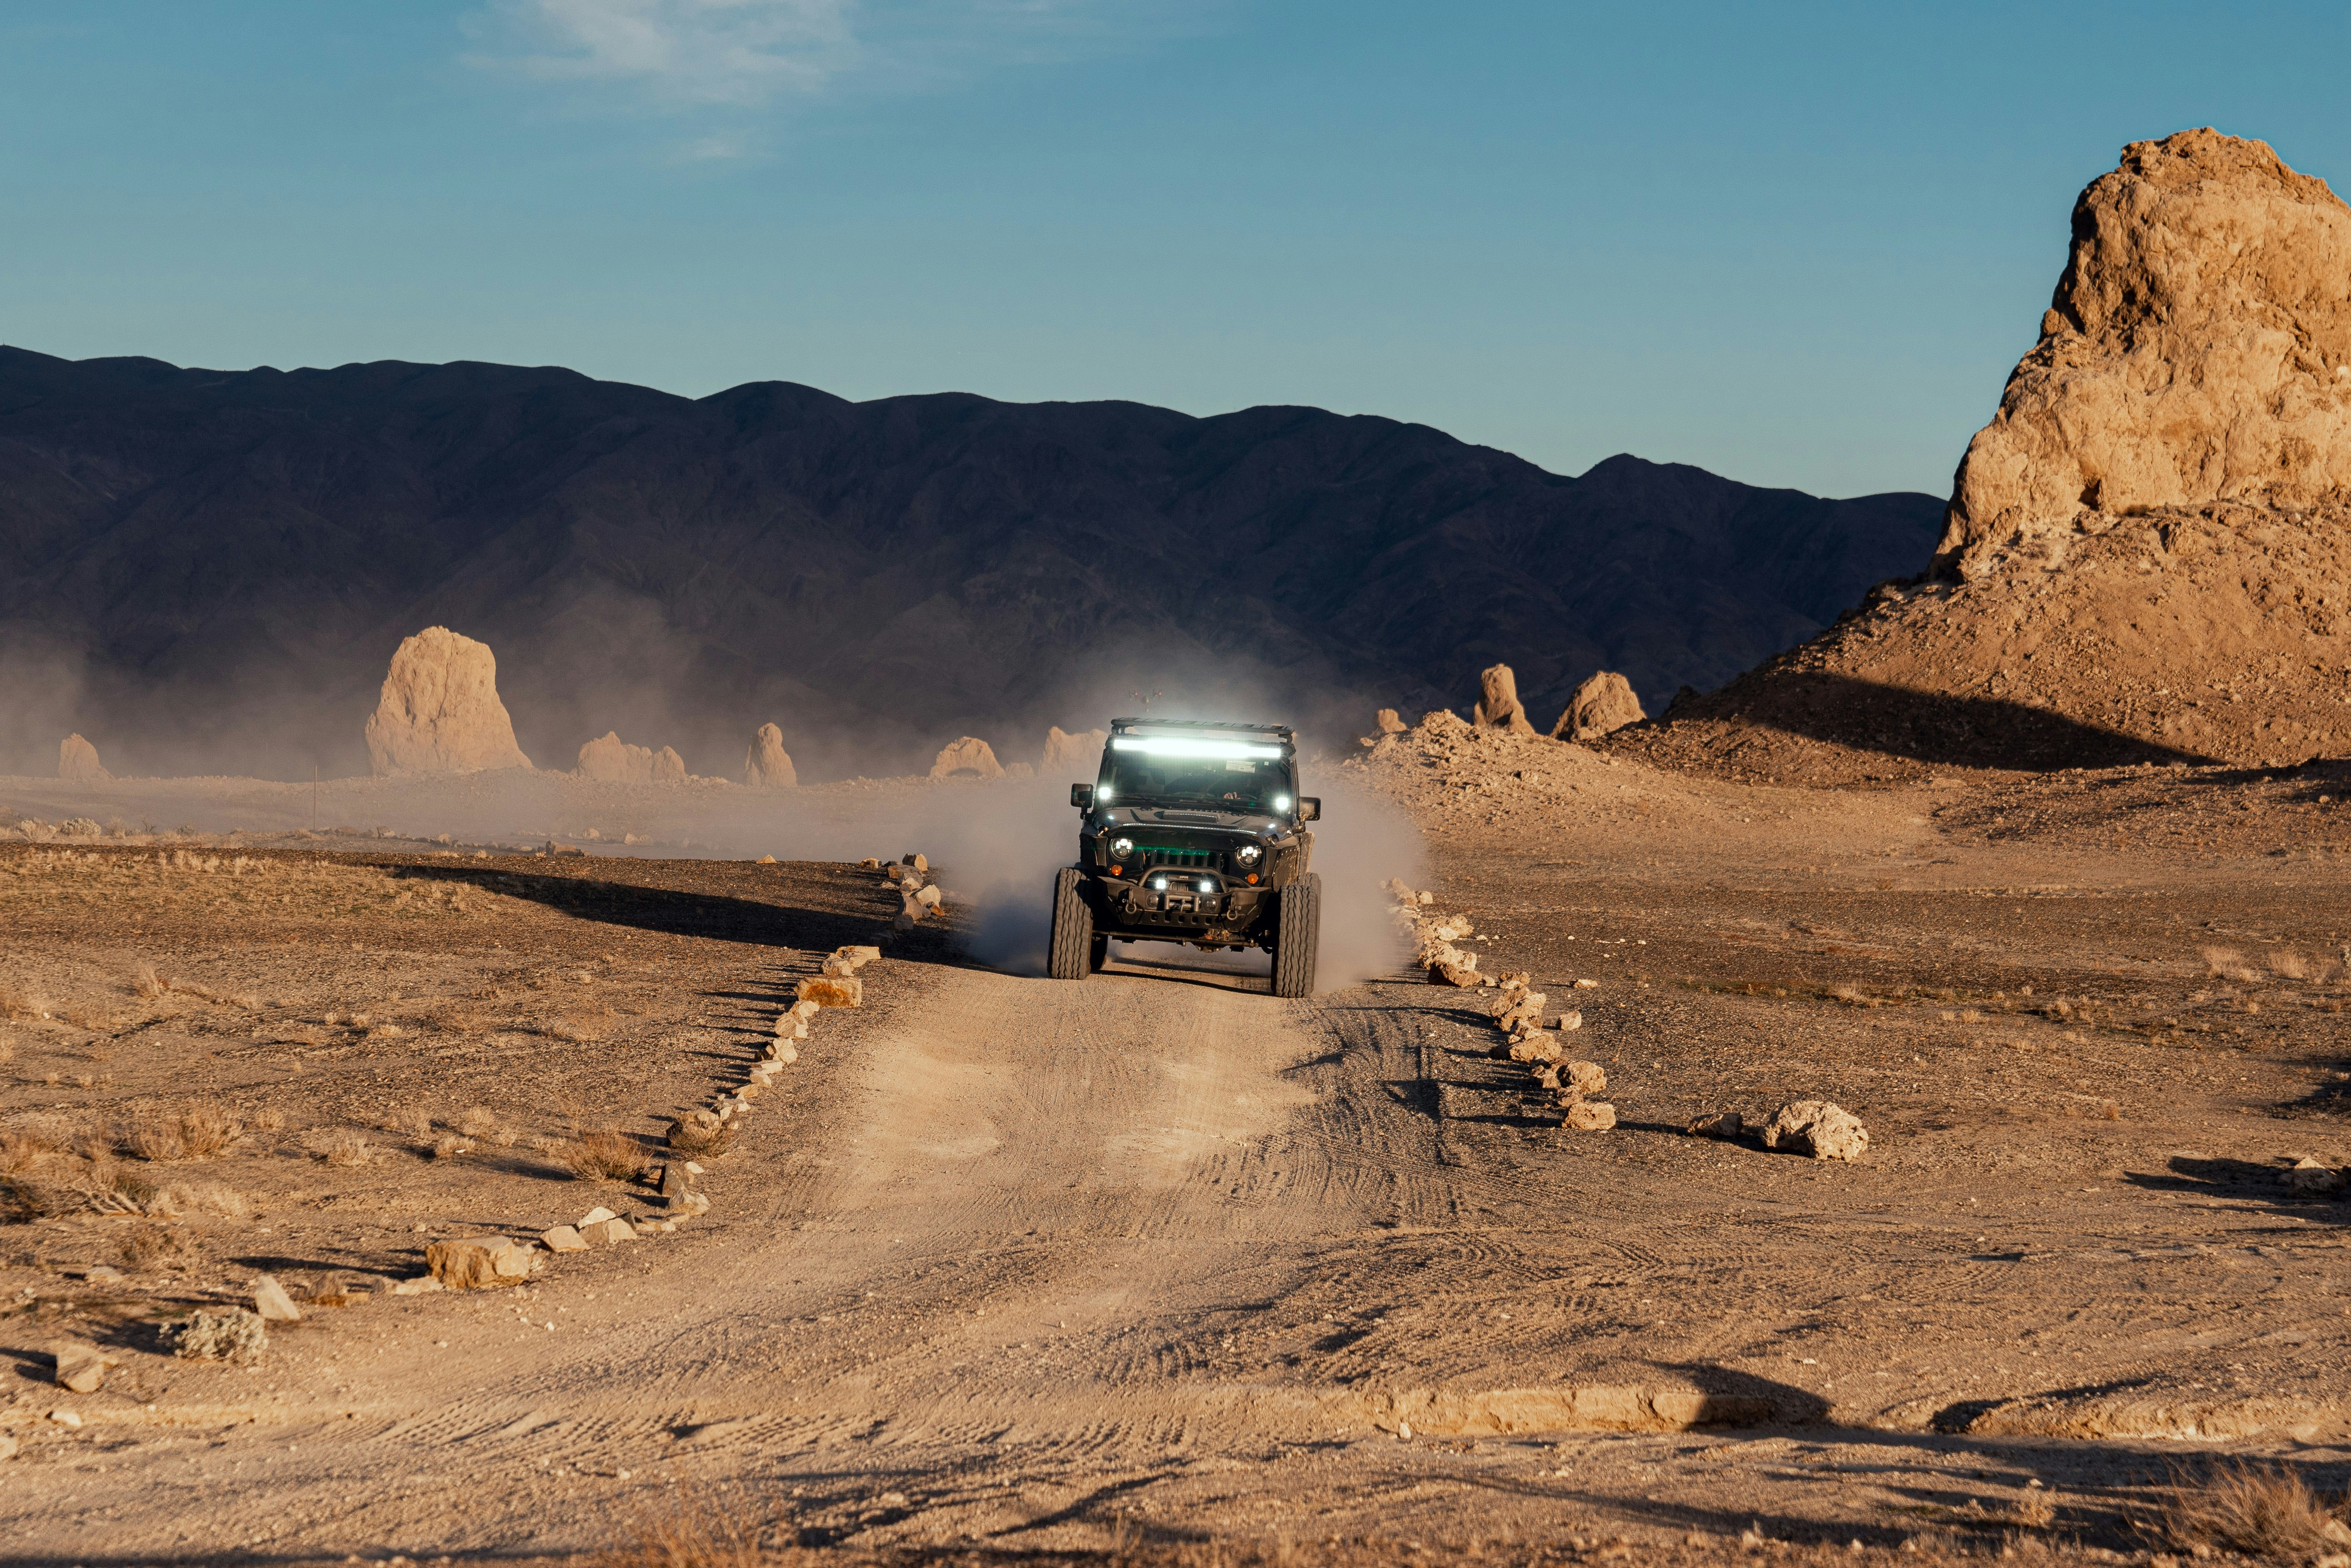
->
168;1308;268;1363
1397;894;1485;988
1487;972;1610;1130
931;737;1003;780
365;627;533;776
1472;664;1538;735
1042;726;1109;776
877;853;948;930
57;734;110;782
1551;672;1645;741
575;732;688;785
743;723;797;788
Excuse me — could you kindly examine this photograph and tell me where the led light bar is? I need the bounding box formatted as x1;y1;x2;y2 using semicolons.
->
1110;737;1286;759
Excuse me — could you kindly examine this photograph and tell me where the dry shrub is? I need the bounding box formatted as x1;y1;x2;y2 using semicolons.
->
0;1175;57;1223
121;1220;199;1271
125;1101;244;1163
432;1004;488;1035
2008;1489;2058;1529
2201;946;2265;983
666;1112;736;1159
565;1126;649;1183
0;1126;52;1175
252;1107;286;1133
131;963;167;998
0;984;51;1022
458;1105;502;1139
2164;1460;2351;1560
154;1180;251;1219
300;1127;378;1166
599;1482;777;1568
2269;948;2313;980
431;1133;471;1160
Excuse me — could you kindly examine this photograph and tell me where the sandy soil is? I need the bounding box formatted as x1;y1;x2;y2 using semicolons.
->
2;738;2349;1566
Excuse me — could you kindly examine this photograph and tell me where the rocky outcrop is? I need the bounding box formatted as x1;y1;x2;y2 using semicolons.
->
1041;726;1108;776
931;737;1003;780
744;722;796;787
575;732;686;785
1937;130;2351;580
1613;130;2351;776
1472;665;1537;735
1551;671;1645;741
57;734;109;782
364;628;532;776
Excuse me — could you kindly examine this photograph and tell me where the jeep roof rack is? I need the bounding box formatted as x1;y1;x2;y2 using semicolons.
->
1108;717;1296;743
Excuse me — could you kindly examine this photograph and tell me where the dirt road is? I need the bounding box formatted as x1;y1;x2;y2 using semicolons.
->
7;764;2351;1563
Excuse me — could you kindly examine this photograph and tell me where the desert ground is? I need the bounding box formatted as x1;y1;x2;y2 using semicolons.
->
2;724;2349;1568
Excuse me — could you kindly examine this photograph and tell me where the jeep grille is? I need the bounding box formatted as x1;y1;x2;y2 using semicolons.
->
1137;846;1217;870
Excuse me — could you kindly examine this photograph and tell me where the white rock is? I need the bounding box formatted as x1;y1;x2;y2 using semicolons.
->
578;1206;618;1226
364;627;533;776
251;1274;303;1323
541;1225;590;1253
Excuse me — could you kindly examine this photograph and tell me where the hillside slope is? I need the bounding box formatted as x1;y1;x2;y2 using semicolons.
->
0;348;1937;780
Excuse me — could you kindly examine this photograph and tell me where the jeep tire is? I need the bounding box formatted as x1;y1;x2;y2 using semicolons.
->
1047;867;1095;980
1270;872;1322;998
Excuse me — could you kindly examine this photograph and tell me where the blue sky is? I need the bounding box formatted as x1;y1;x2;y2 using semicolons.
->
2;1;2344;497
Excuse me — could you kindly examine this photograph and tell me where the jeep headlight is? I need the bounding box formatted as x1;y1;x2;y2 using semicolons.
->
1110;837;1134;857
1234;843;1261;866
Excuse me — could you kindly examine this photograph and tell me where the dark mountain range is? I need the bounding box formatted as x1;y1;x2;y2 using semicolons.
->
0;347;1941;782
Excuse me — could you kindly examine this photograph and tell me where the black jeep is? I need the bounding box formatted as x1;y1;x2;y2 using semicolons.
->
1045;718;1323;996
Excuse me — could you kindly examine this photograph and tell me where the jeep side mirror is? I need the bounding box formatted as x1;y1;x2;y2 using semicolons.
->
1070;783;1095;810
1297;797;1321;821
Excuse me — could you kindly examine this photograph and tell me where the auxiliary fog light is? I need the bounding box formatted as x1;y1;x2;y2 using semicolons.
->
1273;794;1293;812
1152;877;1168;891
1198;879;1216;894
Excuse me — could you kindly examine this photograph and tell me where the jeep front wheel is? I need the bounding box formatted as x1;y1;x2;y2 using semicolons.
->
1046;867;1095;980
1270;872;1321;998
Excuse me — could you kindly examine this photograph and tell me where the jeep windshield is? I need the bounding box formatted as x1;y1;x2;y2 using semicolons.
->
1097;737;1293;812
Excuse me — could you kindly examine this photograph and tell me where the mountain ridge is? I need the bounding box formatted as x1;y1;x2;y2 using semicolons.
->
0;346;1940;782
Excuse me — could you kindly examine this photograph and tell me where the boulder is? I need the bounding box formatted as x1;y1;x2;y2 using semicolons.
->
1762;1100;1869;1162
931;737;1004;780
364;627;533;776
50;1343;111;1393
1376;708;1407;735
424;1236;536;1289
1937;130;2351;580
1472;664;1537;735
651;746;687;786
1687;1111;1745;1140
1562;1102;1617;1131
1557;1060;1608;1099
1551;671;1646;741
1042;726;1109;776
744;722;797;788
58;734;110;782
2285;1157;2345;1195
797;975;862;1008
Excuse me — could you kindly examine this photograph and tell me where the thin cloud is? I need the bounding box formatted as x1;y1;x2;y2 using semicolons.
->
468;0;860;109
465;0;1219;150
